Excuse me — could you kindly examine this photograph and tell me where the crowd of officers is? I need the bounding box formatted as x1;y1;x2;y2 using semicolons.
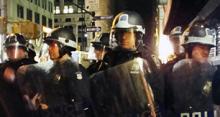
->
0;11;220;117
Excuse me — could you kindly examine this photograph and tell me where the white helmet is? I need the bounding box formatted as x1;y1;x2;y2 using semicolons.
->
170;26;182;36
110;11;145;49
44;27;77;50
112;11;145;34
183;23;216;47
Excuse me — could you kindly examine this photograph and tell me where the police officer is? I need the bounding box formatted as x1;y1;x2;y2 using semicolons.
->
108;10;163;113
41;27;94;117
165;21;217;117
0;33;36;117
91;11;159;117
104;11;146;66
162;26;185;116
168;26;185;61
87;33;110;76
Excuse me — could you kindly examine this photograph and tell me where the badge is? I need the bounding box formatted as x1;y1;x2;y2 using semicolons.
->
76;72;83;80
130;60;140;74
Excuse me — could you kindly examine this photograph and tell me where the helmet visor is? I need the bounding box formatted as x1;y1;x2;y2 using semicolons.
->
5;43;26;61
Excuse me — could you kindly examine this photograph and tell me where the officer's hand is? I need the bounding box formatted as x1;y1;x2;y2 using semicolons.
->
3;67;15;83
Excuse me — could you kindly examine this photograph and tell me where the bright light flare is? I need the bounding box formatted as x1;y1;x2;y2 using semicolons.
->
159;35;174;63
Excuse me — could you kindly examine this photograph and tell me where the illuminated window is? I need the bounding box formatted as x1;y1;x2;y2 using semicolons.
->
63;5;68;14
68;6;74;13
55;6;60;14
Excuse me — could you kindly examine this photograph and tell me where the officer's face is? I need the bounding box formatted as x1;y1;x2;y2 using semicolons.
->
115;29;136;50
6;46;26;61
192;44;211;63
94;48;106;60
48;41;60;61
170;36;181;55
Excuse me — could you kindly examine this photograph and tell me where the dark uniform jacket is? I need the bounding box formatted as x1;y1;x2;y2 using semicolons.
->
86;60;109;76
212;66;220;105
164;59;217;117
162;53;185;116
91;46;162;116
0;58;36;117
21;59;95;117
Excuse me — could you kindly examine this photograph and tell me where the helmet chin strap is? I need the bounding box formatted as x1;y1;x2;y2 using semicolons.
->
136;32;144;49
58;43;66;59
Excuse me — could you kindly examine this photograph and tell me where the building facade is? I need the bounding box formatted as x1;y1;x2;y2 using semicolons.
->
7;0;54;28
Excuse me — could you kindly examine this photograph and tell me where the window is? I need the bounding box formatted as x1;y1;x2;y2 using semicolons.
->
64;26;73;30
63;5;68;14
27;9;32;21
48;19;52;28
35;12;40;24
54;18;58;23
68;6;74;13
45;0;47;10
77;0;85;6
34;0;38;5
48;2;50;12
65;18;71;22
42;15;47;26
48;2;53;13
17;4;24;18
51;2;53;12
62;5;75;14
55;6;60;14
42;0;47;9
41;0;44;8
79;17;84;21
38;0;40;6
34;0;40;6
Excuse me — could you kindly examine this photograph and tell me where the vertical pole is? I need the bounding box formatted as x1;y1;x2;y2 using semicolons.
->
0;0;7;62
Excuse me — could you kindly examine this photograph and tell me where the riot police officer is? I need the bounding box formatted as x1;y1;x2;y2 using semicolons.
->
91;11;159;117
168;26;185;61
104;11;146;66
162;26;185;116
106;12;163;104
165;21;217;117
41;27;94;117
87;33;110;76
0;33;36;117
